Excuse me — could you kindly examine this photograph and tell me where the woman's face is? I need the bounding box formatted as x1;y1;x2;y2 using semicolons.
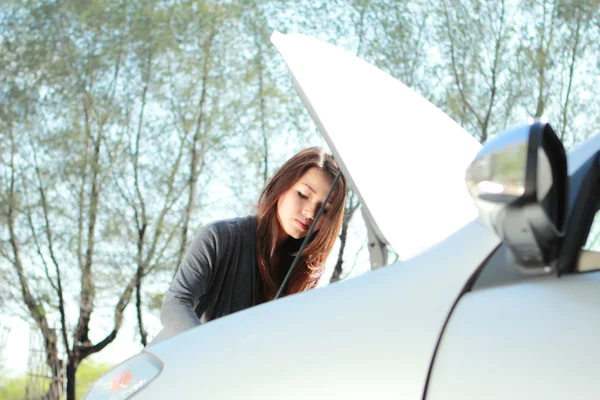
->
276;167;333;241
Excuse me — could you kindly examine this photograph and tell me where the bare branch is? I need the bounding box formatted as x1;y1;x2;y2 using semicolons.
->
74;100;104;351
177;22;219;271
6;122;59;369
559;5;583;141
80;276;136;358
480;0;506;142
29;135;72;357
25;204;58;293
145;219;181;277
144;136;187;266
76;104;92;272
442;1;484;130
330;190;360;283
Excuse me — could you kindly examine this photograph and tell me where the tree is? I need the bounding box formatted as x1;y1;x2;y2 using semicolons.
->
0;1;148;398
553;0;600;144
105;0;186;347
122;1;242;346
434;0;518;142
0;358;111;400
517;0;560;120
508;0;600;146
357;0;435;97
3;3;600;399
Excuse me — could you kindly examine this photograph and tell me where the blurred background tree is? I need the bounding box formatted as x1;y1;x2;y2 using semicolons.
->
1;0;599;398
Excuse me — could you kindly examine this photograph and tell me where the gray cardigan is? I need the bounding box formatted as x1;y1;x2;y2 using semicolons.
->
151;215;258;344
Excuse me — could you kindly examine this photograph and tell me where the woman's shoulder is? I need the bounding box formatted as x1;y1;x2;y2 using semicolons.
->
204;215;257;239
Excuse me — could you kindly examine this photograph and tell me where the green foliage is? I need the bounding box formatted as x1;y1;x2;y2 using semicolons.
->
0;359;111;400
2;0;600;398
148;291;166;312
0;375;29;400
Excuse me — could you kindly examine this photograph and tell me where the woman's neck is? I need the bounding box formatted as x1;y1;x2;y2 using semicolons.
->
276;227;289;246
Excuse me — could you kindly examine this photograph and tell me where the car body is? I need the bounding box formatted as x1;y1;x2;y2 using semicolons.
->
85;32;600;400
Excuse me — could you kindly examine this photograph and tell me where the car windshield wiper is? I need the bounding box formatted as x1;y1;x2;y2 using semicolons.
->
275;170;343;299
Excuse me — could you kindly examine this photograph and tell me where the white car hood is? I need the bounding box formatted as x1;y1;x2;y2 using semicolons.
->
270;31;481;260
138;33;504;400
143;221;500;400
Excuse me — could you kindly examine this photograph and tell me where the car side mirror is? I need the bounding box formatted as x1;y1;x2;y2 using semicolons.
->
465;121;568;269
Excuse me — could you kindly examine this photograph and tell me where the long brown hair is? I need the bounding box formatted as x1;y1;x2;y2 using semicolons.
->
256;147;347;302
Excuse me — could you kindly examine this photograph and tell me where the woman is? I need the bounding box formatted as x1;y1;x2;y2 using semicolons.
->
153;147;347;343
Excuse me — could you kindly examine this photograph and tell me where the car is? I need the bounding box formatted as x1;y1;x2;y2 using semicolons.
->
84;32;600;400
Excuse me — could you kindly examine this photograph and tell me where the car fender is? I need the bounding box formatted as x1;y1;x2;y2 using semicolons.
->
141;221;499;400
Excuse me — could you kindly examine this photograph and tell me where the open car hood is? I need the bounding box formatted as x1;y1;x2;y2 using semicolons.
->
271;31;482;260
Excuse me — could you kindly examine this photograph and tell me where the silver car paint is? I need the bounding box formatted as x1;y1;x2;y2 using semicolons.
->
427;132;600;400
567;131;600;174
427;271;600;400
140;221;499;399
135;33;600;400
137;31;501;399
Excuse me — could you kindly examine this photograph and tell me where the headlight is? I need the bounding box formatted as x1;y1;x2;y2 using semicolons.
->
84;351;163;400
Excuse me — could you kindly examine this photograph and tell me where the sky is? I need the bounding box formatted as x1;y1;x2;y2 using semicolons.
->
0;208;375;378
2;268;372;379
0;31;482;381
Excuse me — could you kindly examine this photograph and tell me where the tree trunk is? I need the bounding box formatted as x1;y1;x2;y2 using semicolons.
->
331;190;359;282
66;357;78;400
330;213;350;283
49;363;66;400
176;25;218;274
136;266;148;346
559;5;582;141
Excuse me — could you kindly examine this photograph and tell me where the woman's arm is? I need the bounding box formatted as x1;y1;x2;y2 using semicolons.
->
159;224;219;338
